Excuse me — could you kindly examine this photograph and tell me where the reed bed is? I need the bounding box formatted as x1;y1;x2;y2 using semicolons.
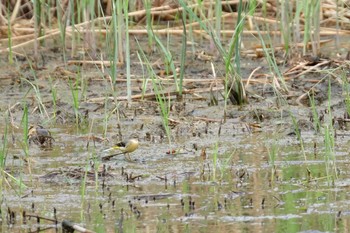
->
1;0;350;125
1;0;349;99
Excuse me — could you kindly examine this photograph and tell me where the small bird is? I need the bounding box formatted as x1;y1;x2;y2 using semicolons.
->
102;138;139;161
28;125;54;147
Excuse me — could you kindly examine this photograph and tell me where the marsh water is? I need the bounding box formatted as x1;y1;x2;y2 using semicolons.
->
1;35;350;233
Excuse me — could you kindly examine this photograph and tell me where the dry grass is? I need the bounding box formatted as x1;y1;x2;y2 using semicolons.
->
1;0;350;54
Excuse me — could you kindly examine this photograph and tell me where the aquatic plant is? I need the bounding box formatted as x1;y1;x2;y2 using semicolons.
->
21;60;49;119
301;0;321;56
68;78;81;127
177;0;250;123
6;7;13;64
123;0;132;103
21;102;29;159
267;139;278;183
308;92;321;133
324;78;337;185
290;112;307;162
147;27;180;96
341;70;350;116
256;31;288;93
48;75;58;119
0;114;9;208
80;163;89;214
136;38;172;144
212;142;218;182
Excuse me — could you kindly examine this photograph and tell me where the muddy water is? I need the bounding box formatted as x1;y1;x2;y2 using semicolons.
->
1;37;350;233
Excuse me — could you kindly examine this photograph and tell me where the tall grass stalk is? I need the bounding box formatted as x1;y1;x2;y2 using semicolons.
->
219;149;234;183
311;1;321;56
301;1;321;56
69;78;81;127
80;164;88;220
222;0;248;108
308;92;321;133
110;0;119;85
178;10;187;98
280;0;291;52
86;0;97;54
136;51;149;99
123;0;132;103
212;142;218;182
21;103;29;159
231;0;244;74
0;114;9;206
341;70;350;115
323;124;335;185
0;117;8;168
3;170;27;192
324;78;337;185
257;31;288;92
148;28;179;92
151;80;171;144
48;76;58;118
56;0;67;64
267;140;278;183
103;96;110;138
33;0;42;59
6;6;13;64
21;62;49;118
19;103;30;191
116;0;124;65
178;0;250;109
292;1;303;45
68;0;75;58
214;0;222;42
290;112;306;161
145;0;153;47
136;39;172;144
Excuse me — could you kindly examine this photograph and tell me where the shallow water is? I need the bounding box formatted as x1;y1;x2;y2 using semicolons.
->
3;117;350;233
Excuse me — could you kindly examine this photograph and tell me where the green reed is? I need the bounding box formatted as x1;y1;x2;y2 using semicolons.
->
290;112;307;161
80;163;88;218
218;149;234;183
55;0;67;63
151;78;171;144
6;6;13;64
123;0;132;103
145;0;153;47
324;78;337;185
178;10;187;98
21;60;49;119
257;31;288;92
68;78;81;127
102;96;110;138
136;51;150;99
69;0;76;57
341;70;350;116
0;117;8;169
211;142;218;182
136;39;172;144
301;1;321;56
0;114;9;206
267;139;278;183
178;0;250;110
109;0;119;85
308;92;321;133
148;28;179;93
48;75;58;118
33;0;42;59
21;103;29;158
